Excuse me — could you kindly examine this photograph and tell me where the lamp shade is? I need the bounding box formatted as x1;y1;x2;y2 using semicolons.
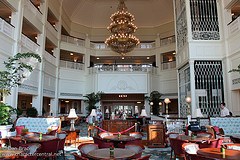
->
90;109;97;116
135;106;139;114
105;108;109;114
196;108;204;117
140;109;148;117
68;108;78;118
164;98;171;104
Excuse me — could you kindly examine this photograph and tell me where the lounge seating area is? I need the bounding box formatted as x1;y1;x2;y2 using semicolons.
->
2;115;240;160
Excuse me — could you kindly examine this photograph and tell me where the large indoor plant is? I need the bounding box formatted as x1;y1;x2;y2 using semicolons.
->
83;91;103;115
0;52;41;137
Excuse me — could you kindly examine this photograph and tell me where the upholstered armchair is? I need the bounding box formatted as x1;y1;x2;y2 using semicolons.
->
57;131;67;157
198;137;223;149
93;136;114;149
38;138;60;159
169;138;189;159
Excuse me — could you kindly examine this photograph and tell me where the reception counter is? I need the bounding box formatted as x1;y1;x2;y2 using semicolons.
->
102;120;137;134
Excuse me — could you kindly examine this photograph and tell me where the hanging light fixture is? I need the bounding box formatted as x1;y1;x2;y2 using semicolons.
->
105;0;140;56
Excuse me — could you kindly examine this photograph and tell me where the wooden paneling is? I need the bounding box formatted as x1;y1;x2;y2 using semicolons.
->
102;120;137;134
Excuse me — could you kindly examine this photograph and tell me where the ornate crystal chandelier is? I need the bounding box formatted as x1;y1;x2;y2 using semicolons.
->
105;0;140;56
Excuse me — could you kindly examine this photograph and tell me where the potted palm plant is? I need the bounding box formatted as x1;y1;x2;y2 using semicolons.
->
83;92;103;114
0;52;41;138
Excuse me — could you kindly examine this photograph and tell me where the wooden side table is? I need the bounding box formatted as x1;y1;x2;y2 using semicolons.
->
65;130;80;147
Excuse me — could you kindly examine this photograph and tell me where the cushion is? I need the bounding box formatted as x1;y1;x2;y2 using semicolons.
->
15;126;25;136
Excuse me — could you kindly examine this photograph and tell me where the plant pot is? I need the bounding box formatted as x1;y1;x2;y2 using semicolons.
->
0;125;12;138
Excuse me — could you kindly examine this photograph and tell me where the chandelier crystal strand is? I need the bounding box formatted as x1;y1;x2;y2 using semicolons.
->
105;0;140;56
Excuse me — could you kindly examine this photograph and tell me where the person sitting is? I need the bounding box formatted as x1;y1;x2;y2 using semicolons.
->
220;102;230;117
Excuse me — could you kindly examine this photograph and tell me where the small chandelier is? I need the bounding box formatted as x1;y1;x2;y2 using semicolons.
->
105;0;140;56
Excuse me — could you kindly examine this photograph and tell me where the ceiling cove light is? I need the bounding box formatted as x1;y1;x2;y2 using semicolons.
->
105;0;140;56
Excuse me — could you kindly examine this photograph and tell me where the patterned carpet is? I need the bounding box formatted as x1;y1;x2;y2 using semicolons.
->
59;122;172;160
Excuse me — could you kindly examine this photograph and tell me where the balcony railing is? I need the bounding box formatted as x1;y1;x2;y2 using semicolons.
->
160;35;175;46
25;0;42;20
61;35;175;50
61;35;85;47
0;17;14;39
43;51;56;66
59;60;85;70
92;64;152;73
21;34;40;53
228;16;240;37
161;61;176;70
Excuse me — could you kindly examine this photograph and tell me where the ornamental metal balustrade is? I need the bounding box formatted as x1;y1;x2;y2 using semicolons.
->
61;35;175;50
91;64;152;73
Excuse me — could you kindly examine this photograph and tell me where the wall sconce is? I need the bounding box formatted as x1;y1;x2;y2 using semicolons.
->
164;98;171;115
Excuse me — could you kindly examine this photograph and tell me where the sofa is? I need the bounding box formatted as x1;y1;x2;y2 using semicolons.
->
16;117;61;134
210;117;240;135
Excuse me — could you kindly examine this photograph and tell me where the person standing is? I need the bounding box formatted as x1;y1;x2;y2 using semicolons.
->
220;102;230;117
97;109;103;122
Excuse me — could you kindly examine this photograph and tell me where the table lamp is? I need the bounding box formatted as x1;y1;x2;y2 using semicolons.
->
135;106;139;115
68;108;78;131
140;109;148;125
90;109;97;124
105;108;109;119
140;109;148;117
196;108;204;123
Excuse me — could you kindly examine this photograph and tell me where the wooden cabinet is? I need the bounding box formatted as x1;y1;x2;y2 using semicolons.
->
102;120;137;134
147;123;166;148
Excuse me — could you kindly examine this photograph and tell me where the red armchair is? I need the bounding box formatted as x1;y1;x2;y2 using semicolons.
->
93;136;114;149
198;138;223;149
169;138;189;159
57;131;67;158
38;138;60;159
